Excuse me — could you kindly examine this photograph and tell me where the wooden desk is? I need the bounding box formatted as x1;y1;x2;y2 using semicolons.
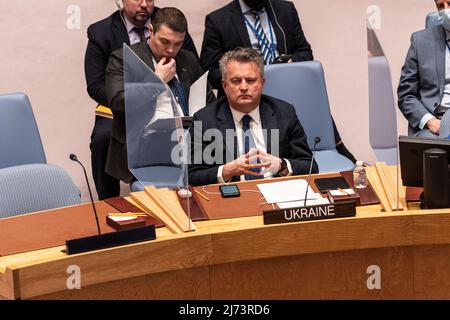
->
2;174;450;299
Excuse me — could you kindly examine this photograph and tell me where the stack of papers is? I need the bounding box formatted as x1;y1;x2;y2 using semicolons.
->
257;179;330;209
130;186;196;234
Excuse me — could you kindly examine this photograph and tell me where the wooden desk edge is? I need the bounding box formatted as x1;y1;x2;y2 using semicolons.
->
3;203;450;299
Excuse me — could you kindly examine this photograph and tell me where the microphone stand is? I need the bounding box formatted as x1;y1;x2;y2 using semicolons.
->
303;137;320;207
70;154;101;235
65;154;156;255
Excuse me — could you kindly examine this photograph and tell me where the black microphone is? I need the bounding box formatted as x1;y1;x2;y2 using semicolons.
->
303;137;320;207
69;154;101;235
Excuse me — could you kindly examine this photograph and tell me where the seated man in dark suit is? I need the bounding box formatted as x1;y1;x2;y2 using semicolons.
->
189;47;317;186
200;0;356;163
105;7;215;184
398;0;450;137
84;0;198;199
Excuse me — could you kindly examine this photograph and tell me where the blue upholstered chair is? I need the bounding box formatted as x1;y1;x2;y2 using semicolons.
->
426;12;440;29
263;61;355;173
0;164;81;218
368;56;398;165
0;92;46;169
0;92;81;217
130;166;185;192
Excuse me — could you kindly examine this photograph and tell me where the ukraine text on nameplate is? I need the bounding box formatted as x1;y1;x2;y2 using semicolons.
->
263;201;356;225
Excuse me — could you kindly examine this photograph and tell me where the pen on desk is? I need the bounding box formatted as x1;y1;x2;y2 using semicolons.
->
194;190;210;201
338;188;351;196
108;213;148;217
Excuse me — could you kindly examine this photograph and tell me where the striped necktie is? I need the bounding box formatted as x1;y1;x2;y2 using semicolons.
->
251;11;274;65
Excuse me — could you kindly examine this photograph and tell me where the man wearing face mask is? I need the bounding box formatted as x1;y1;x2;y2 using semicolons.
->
85;0;198;200
398;0;450;137
201;0;313;95
105;7;215;184
200;0;356;164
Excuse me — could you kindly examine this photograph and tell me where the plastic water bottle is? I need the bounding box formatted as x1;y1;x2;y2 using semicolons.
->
353;160;368;189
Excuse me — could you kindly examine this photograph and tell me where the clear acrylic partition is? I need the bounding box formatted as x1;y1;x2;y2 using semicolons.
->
367;21;402;211
123;44;190;221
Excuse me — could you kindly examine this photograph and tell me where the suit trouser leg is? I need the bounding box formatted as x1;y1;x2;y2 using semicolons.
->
414;129;439;138
90;116;120;200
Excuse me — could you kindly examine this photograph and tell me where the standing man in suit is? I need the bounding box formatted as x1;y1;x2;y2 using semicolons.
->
200;0;356;163
105;7;215;184
200;0;312;93
398;0;450;137
84;0;198;199
189;47;317;186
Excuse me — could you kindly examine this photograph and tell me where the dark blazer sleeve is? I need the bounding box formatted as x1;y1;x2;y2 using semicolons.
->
190;50;216;104
183;32;200;60
105;49;126;142
177;49;216;106
283;105;318;175
286;2;313;62
200;13;226;90
85;26;110;106
188;112;221;186
397;33;429;129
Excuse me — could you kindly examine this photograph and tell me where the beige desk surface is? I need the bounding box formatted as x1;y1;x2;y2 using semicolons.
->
2;169;450;299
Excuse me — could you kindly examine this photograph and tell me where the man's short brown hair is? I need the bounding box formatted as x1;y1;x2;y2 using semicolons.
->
151;7;188;34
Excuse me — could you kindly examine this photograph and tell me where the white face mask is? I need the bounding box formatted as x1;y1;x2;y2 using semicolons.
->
438;9;450;31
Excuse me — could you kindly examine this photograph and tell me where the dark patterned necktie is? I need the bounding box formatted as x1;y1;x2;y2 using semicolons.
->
242;115;263;180
132;26;146;43
168;77;189;116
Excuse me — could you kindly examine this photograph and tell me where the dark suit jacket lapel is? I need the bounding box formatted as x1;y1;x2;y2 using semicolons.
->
112;11;130;47
217;100;238;160
435;26;446;98
176;61;190;100
266;2;286;55
259;99;277;155
133;42;154;72
231;0;252;47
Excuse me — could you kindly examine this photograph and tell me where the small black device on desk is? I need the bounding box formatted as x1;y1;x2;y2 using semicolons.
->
314;176;351;194
219;184;240;198
272;54;292;64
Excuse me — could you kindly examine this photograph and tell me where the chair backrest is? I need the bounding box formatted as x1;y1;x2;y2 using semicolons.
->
263;61;336;151
426;12;440;28
0;164;81;219
368;56;398;164
0;92;46;169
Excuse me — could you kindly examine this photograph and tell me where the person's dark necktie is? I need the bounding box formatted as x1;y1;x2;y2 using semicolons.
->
251;11;274;65
241;114;263;180
132;26;146;43
168;77;189;116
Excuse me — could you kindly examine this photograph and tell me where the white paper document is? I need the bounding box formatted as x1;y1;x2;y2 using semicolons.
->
277;196;330;209
329;189;355;196
257;179;316;204
188;71;209;115
108;216;136;222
